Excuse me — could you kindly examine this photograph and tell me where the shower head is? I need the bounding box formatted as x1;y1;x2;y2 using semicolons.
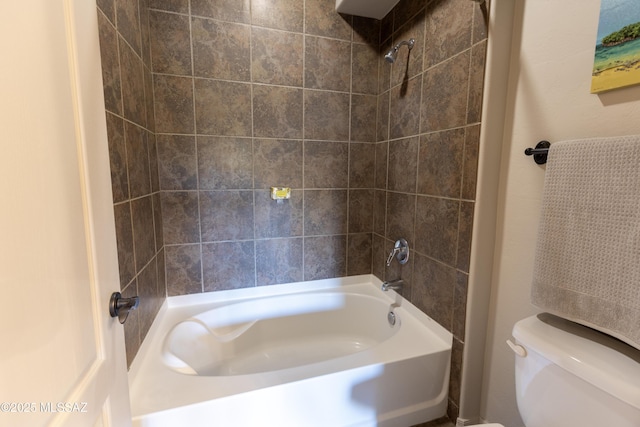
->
384;38;415;64
384;50;397;64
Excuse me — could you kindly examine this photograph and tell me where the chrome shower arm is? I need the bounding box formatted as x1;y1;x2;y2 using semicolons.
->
384;38;415;63
394;39;415;51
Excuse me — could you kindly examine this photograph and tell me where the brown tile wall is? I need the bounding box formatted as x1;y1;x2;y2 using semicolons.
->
148;0;380;297
97;0;166;367
97;1;488;411
376;0;488;421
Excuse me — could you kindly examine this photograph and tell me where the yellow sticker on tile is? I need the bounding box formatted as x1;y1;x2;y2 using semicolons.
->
270;187;291;200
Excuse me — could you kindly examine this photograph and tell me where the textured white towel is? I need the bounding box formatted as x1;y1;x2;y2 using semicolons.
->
531;135;640;351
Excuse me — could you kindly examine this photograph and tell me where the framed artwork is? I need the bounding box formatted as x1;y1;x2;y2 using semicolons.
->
591;0;640;93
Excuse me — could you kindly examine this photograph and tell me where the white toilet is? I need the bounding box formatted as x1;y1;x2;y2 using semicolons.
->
470;313;640;427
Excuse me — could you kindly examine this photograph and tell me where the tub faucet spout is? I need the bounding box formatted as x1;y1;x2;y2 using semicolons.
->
381;279;404;292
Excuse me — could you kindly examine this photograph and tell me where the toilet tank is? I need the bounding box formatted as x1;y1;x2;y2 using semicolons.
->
512;314;640;427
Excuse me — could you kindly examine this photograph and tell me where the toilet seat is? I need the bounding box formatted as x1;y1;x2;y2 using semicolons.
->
467;424;505;427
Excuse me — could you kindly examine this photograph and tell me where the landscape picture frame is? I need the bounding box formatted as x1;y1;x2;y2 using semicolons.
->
591;0;640;93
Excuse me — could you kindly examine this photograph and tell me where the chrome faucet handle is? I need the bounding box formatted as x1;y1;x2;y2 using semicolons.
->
386;247;399;266
386;239;409;266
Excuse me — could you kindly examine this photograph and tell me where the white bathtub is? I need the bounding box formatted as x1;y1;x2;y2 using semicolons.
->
128;275;452;427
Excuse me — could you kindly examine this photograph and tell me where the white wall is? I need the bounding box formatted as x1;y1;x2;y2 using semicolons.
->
481;0;640;425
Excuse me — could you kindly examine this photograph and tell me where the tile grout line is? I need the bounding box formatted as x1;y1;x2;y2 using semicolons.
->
185;0;205;295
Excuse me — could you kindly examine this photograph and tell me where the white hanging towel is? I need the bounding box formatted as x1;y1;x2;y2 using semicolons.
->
531;135;640;351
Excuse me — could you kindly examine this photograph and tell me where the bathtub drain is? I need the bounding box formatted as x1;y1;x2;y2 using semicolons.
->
387;311;396;326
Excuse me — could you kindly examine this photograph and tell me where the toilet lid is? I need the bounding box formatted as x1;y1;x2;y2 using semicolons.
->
514;314;640;411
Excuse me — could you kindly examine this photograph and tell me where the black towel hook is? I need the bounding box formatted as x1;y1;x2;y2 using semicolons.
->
524;140;551;164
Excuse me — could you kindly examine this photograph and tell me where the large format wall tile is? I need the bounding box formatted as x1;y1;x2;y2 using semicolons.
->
304;141;349;188
192;17;251;81
125;122;151;198
200;190;255;241
421;51;470;133
351;95;378;142
352;43;379;95
137;259;161;341
377;91;390;142
386;191;415;243
417;128;465;198
352;16;379;45
462;125;480;200
414;196;460;266
412;253;455;332
373;190;387;236
154;74;194;134
347;233;373;275
305;0;352;40
149;0;189;14
116;0;141;55
253;139;303;189
165;244;202;295
251;27;303;87
349;142;375;188
374;141;388;189
131;196;156;270
97;12;122;115
424;0;473;69
202;241;256;291
305;36;351;92
105;112;128;203
393;0;425;29
191;0;250;24
256;238;304;286
304;235;347;280
387;136;418;193
468;40;488;124
97;0;115;23
119;36;146;127
156;135;197;191
254;190;304;238
304;90;350;141
122;283;140;366
304;190;348;236
161;191;200;244
457;201;474;273
114;202;135;287
149;10;191;75
194;79;252;136
349;189;374;233
143;69;156;134
253;85;303;138
197;136;253;189
251;0;303;32
139;0;151;68
389;74;422;139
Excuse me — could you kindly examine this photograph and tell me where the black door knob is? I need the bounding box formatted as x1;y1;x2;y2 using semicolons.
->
109;292;139;324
